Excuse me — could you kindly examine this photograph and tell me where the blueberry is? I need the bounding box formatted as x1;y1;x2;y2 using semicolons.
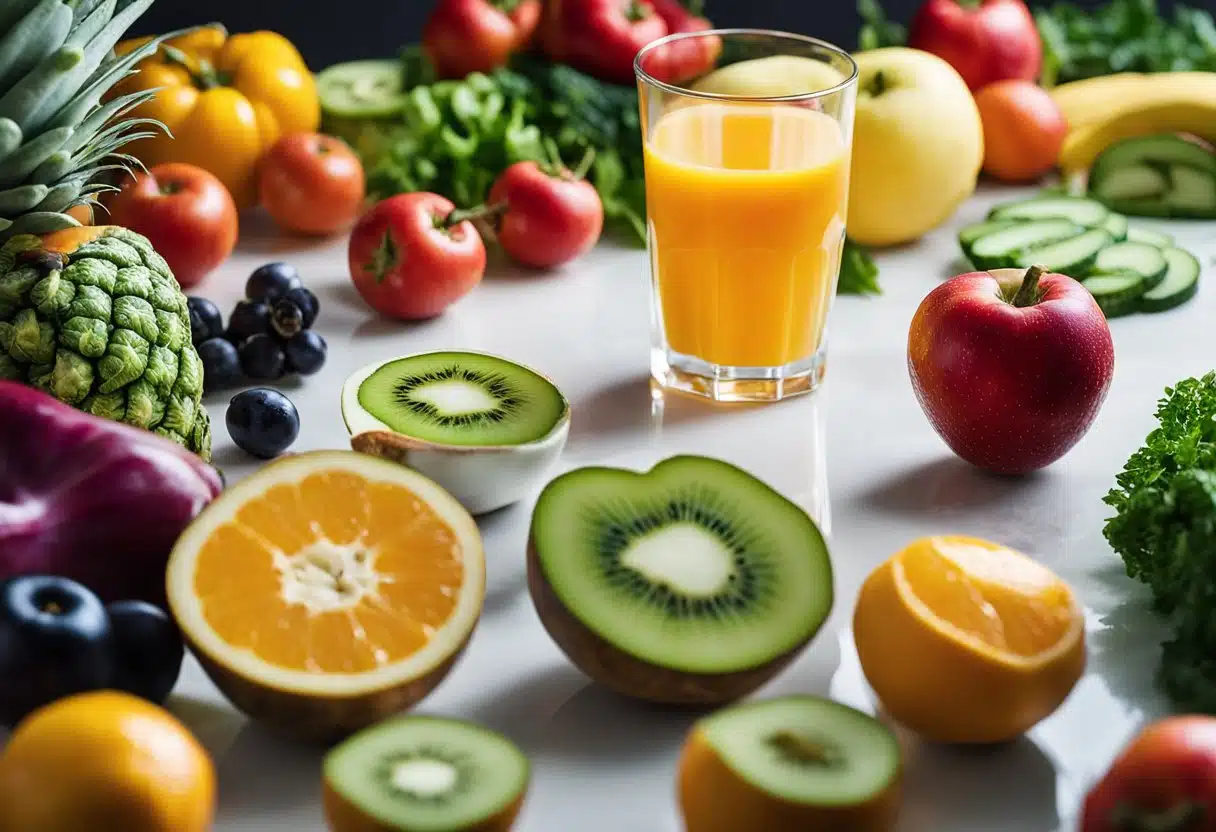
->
106;601;184;706
226;299;271;343
0;575;114;728
226;388;299;459
246;262;302;303
187;296;224;346
197;337;242;392
238;333;286;381
271;298;305;340
285;286;319;329
285;330;327;376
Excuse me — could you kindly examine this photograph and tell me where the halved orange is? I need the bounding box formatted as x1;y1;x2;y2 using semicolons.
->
852;535;1085;745
166;451;485;742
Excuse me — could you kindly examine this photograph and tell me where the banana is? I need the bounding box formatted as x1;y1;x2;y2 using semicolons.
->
1051;72;1216;133
1058;96;1216;174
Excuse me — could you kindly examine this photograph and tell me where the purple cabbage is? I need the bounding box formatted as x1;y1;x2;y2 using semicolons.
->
0;381;223;607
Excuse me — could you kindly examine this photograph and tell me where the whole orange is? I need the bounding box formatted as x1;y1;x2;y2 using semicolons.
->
974;80;1069;183
0;691;216;832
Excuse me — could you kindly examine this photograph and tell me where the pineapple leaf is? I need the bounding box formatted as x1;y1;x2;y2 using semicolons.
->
66;0;118;50
0;126;73;188
59;89;158;154
31;178;84;214
0;0;73;92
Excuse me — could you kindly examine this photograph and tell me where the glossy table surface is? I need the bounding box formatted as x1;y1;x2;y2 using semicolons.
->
6;184;1212;831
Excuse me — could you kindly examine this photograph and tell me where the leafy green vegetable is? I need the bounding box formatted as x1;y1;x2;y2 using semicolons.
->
839;239;883;295
857;0;907;51
1104;371;1216;710
1035;0;1216;85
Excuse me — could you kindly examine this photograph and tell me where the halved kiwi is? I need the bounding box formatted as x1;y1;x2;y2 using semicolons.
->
323;715;530;832
317;59;410;120
678;696;902;832
527;455;833;705
342;351;571;515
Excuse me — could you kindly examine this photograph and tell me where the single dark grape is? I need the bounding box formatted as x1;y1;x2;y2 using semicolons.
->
197;337;242;392
285;330;327;376
271;298;304;340
226;300;271;343
245;262;302;303
187;296;224;346
238;333;286;381
105;601;184;705
284;286;319;329
226;388;299;459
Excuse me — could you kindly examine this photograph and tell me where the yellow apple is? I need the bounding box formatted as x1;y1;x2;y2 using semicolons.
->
689;55;845;98
847;48;984;247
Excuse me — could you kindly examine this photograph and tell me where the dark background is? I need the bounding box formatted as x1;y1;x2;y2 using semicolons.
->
125;0;1168;72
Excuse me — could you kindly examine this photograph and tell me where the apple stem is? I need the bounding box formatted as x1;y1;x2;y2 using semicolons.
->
866;69;888;97
1012;265;1047;308
956;0;983;8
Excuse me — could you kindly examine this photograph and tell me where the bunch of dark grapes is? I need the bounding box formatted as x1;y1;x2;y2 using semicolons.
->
187;262;328;393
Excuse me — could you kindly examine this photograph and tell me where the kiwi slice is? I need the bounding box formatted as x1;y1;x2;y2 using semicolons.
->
322;715;530;832
317;59;410;120
528;455;833;705
350;351;568;447
678;696;902;831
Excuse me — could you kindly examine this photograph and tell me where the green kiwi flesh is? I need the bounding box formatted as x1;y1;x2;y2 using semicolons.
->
701;696;901;807
323;715;530;831
356;351;567;447
528;455;833;702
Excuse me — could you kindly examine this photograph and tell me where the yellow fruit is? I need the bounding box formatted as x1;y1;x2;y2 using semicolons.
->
1058;95;1216;174
689;55;846;98
847;48;984;247
852;535;1085;745
0;691;215;832
1050;71;1216;133
165;450;486;743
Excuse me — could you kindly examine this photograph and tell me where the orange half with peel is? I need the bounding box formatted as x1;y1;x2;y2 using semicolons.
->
166;451;485;742
852;535;1085;745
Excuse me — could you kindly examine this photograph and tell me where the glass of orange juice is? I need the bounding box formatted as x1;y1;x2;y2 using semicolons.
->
635;29;858;403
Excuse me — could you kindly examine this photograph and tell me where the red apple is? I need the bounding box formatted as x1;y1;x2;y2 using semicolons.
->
908;265;1114;474
908;0;1042;92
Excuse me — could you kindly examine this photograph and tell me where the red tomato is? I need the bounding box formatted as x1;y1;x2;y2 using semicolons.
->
975;80;1068;183
106;163;238;290
258;133;365;236
348;193;486;320
423;0;542;79
488;160;604;269
538;0;668;85
1082;716;1216;831
908;0;1042;92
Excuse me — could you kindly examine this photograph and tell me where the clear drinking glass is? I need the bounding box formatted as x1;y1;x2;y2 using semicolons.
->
635;29;858;403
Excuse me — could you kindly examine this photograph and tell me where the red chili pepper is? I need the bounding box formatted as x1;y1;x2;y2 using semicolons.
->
640;0;720;85
423;0;542;79
538;0;669;85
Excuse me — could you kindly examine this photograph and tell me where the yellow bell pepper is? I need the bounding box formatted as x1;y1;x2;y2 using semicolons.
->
109;27;320;210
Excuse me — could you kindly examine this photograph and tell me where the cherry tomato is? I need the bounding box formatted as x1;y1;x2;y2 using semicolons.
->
423;0;542;79
348;192;486;320
487;159;604;269
1082;715;1216;832
258;132;366;236
106;162;238;290
975;80;1068;183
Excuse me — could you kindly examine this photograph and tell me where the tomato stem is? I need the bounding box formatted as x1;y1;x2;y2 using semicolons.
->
1011;264;1046;308
490;0;524;13
571;147;597;181
955;0;983;8
625;0;651;22
443;202;509;231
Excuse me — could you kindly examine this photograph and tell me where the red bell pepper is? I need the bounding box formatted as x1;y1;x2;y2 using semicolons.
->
641;0;721;85
423;0;543;79
908;0;1042;92
538;0;669;85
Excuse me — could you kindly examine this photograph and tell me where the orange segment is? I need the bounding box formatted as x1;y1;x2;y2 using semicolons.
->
166;451;485;698
852;535;1086;745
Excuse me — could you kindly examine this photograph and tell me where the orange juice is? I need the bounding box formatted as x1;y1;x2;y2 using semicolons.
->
643;102;850;369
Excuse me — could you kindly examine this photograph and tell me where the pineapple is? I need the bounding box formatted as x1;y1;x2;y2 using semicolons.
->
0;0;174;243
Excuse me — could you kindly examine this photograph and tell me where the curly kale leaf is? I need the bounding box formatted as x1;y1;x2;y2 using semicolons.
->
1103;371;1216;708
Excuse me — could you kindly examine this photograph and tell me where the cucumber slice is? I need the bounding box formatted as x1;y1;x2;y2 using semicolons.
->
1092;165;1170;202
988;195;1110;227
1091;134;1216;185
958;219;1019;250
1090;242;1168;290
1125;226;1174;248
317;59;408;120
1164;165;1216;217
1100;212;1128;242
1016;228;1113;276
968;219;1083;270
1141;247;1201;313
1083;271;1148;319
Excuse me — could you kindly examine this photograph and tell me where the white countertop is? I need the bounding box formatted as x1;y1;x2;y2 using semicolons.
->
12;183;1216;831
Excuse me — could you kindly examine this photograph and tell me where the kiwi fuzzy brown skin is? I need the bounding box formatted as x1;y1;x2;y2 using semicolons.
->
321;778;525;832
182;630;475;746
526;537;812;706
676;727;903;832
